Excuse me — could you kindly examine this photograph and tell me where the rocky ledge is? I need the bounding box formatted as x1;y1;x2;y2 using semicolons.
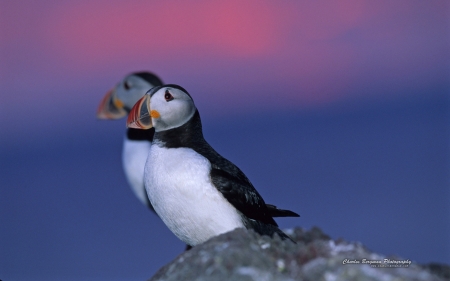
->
149;227;449;281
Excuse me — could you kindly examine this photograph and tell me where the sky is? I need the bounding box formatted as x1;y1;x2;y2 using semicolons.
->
1;1;449;280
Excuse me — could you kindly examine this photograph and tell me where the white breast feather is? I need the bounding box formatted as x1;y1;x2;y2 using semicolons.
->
122;138;151;206
145;145;244;246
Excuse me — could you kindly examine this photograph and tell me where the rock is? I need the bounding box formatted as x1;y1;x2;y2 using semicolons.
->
149;227;447;281
423;263;450;280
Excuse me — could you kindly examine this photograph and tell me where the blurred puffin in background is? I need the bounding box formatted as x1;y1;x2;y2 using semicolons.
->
97;71;163;210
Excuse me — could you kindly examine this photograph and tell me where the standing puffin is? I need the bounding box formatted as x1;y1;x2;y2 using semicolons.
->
127;85;299;246
97;71;163;210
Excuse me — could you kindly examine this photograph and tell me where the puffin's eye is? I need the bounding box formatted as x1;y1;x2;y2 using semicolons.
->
124;81;130;90
164;90;174;101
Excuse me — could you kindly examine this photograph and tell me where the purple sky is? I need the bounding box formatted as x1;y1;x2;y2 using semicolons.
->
1;1;449;280
2;0;448;115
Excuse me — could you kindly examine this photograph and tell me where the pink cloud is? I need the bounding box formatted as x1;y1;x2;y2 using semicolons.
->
44;0;279;65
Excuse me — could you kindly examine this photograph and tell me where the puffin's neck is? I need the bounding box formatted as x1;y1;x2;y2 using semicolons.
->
153;110;204;149
126;127;155;141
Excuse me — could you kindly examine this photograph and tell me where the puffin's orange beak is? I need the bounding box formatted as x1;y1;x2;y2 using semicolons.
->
127;94;154;129
96;88;127;119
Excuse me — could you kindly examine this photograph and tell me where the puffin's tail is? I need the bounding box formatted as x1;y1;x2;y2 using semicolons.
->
248;220;296;244
266;204;300;218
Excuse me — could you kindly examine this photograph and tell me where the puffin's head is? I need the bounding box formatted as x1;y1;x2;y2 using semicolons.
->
127;85;196;132
96;72;163;119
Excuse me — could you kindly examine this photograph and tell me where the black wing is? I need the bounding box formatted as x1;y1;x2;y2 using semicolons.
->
210;167;297;243
193;136;289;226
208;160;278;226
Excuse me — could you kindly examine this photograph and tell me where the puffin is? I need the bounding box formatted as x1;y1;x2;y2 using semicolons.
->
127;84;299;246
97;71;163;210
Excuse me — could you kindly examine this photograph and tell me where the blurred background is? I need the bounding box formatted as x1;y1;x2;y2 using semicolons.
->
1;0;449;280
